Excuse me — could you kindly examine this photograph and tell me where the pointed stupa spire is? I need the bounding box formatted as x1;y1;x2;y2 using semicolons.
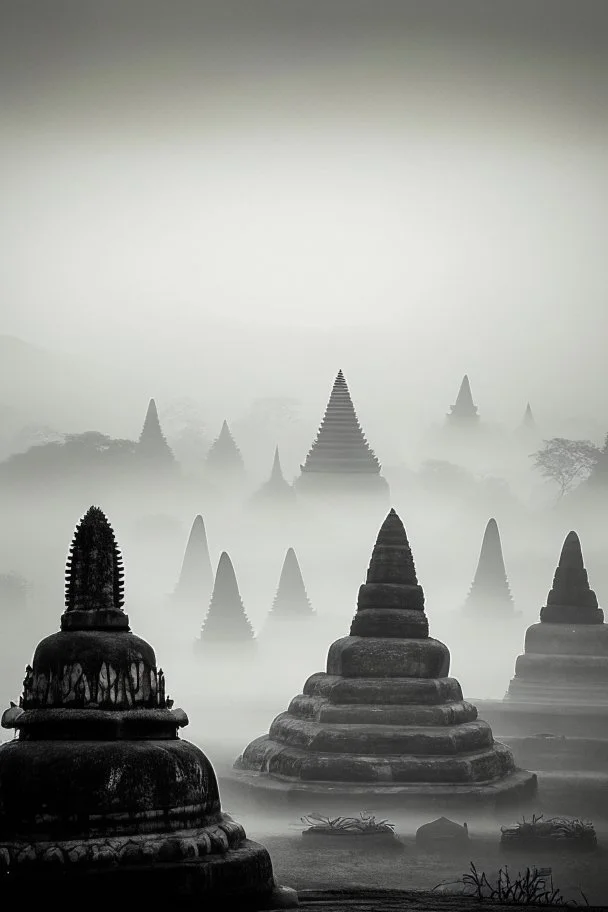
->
250;446;296;507
63;506;129;630
463;518;514;616
350;508;428;638
447;375;479;423
522;402;535;428
137;398;176;464
540;531;603;624
199;552;255;645
270;548;313;617
175;515;213;603
270;446;283;483
205;420;245;475
300;370;381;475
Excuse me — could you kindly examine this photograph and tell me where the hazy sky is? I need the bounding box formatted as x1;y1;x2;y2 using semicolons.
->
1;1;608;425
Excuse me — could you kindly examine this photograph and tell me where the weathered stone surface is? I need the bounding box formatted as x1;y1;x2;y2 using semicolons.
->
234;509;535;807
0;506;291;909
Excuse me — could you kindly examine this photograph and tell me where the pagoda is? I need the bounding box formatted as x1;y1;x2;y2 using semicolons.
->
446;375;479;426
136;398;176;467
0;507;295;907
197;552;256;653
250;447;296;508
506;531;608;706
233;509;536;808
205;420;245;478
295;370;389;500
174;514;213;607
264;548;314;632
462;519;515;617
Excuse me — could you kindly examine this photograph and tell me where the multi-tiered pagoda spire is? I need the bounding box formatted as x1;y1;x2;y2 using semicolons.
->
198;552;255;649
174;515;213;606
447;375;479;425
463;518;514;617
299;370;381;475
136;399;176;466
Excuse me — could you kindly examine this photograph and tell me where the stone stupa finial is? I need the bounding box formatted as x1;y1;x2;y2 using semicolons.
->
350;508;427;638
62;506;129;631
541;531;603;624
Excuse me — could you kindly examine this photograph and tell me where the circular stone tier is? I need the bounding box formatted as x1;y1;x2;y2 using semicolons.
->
233;510;537;810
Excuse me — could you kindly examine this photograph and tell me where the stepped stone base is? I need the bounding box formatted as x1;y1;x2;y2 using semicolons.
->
474;698;608;740
227;767;537;812
498;734;608;774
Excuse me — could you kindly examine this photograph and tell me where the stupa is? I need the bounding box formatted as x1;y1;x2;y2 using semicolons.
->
197;552;256;653
136;398;176;468
462;519;515;617
174;514;213;607
0;507;295;907
294;370;389;501
233;509;536;808
446;375;479;427
250;447;296;508
205;420;246;478
264;548;314;632
506;531;607;705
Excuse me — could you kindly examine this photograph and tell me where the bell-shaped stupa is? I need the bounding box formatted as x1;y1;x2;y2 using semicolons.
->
463;519;515;617
234;509;536;807
294;370;389;501
0;507;295;907
446;375;479;426
174;514;213;607
197;552;256;653
506;531;608;704
136;398;176;468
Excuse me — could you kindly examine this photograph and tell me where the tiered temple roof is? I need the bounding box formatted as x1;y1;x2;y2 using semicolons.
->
234;509;536;806
299;371;382;475
174;514;213;605
136;398;176;465
506;531;608;705
463;519;515;617
198;552;255;650
447;375;479;424
0;506;293;906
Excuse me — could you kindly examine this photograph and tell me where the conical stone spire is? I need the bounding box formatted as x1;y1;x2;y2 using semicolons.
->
251;446;296;505
522;403;535;429
506;531;608;705
270;548;313;618
137;399;176;464
199;552;255;645
175;515;213;603
350;508;427;638
447;375;479;423
234;507;536;806
63;506;128;630
205;421;245;475
300;370;381;475
540;531;602;624
463;519;514;617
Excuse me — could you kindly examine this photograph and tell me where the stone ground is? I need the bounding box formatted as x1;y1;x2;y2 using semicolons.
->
279;888;608;910
255;832;608;908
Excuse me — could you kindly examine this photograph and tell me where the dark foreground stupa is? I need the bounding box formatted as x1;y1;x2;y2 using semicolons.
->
462;519;515;617
0;507;295;907
506;531;607;705
294;370;389;501
233;510;536;809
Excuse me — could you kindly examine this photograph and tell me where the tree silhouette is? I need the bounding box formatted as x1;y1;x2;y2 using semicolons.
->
531;438;601;498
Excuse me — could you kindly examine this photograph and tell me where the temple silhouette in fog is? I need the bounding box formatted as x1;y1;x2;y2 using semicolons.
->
463;518;515;618
136;398;176;469
174;514;213;608
250;446;296;509
446;375;479;427
197;551;256;654
295;370;389;501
